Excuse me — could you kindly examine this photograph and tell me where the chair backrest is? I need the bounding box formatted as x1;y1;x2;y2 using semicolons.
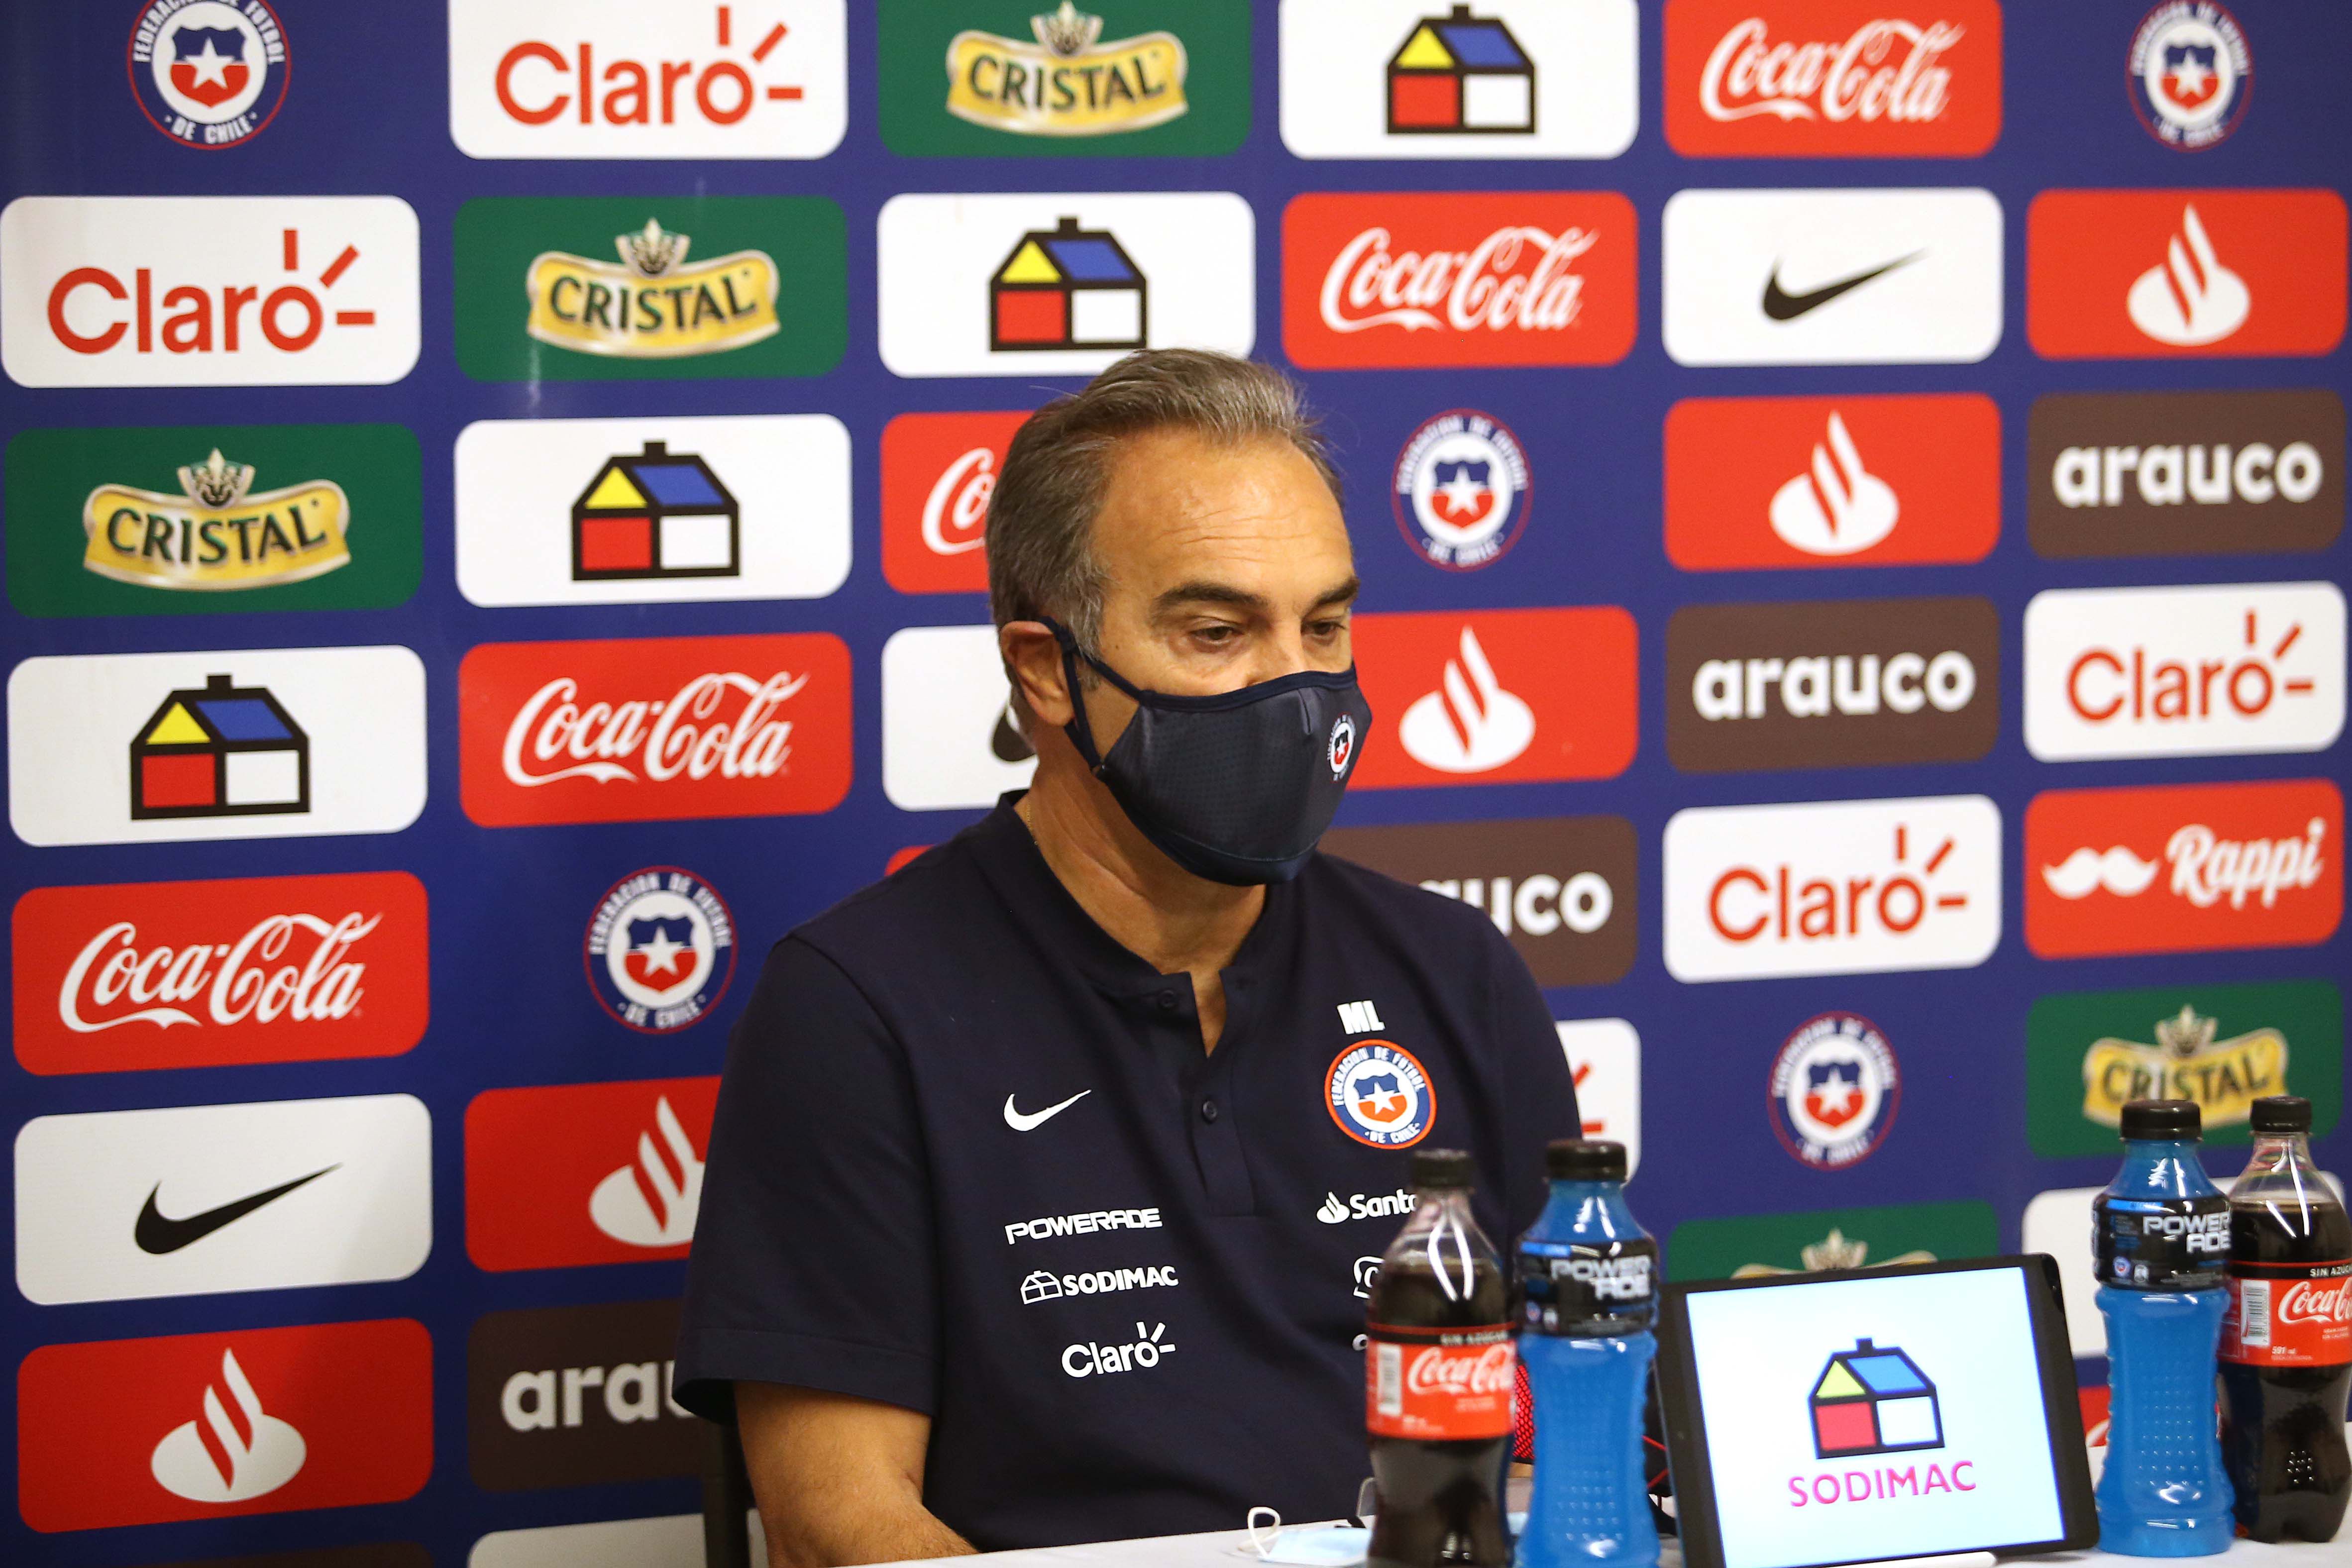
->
701;1419;756;1568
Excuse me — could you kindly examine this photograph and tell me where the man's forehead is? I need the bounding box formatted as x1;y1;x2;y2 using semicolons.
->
1093;429;1350;571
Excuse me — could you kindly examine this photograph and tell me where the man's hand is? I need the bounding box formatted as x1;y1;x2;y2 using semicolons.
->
736;1382;976;1568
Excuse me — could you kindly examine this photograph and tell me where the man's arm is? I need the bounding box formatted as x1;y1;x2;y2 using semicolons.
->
738;1382;974;1568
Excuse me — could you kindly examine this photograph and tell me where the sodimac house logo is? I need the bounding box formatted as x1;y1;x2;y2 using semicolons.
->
2025;389;2342;560
466;1076;718;1271
1663;0;2002;158
1281;191;1637;370
881;410;1031;594
16;1319;431;1532
469;1298;700;1492
1666;595;1999;773
1664;393;2000;570
2025;778;2344;959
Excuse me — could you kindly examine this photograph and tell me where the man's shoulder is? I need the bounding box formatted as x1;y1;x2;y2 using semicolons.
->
786;822;1007;977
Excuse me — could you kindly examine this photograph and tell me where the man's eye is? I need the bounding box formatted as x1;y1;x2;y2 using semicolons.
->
1308;619;1348;638
1195;625;1239;644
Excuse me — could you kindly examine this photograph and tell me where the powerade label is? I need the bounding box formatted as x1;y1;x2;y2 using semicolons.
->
1518;1237;1658;1337
2094;1192;2230;1290
1366;1322;1514;1441
2223;1260;2352;1367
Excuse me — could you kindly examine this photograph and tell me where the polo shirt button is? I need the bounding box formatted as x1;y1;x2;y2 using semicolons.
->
1155;991;1178;1013
1199;1098;1220;1124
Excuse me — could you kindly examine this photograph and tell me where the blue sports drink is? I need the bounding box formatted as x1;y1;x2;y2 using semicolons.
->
1516;1140;1658;1568
2094;1098;2235;1557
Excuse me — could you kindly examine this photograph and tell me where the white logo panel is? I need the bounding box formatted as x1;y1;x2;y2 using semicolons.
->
454;414;850;607
881;625;1038;811
1662;188;2003;366
876;192;1254;379
2025;582;2346;762
1278;0;1638;160
1664;795;2002;982
1557;1018;1640;1176
14;1094;431;1305
1;197;421;388
449;0;847;159
472;1513;767;1568
8;644;428;847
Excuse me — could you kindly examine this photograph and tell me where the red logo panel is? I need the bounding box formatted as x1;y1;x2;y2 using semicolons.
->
1664;393;2000;570
1664;0;2003;157
466;1076;721;1271
2028;190;2350;360
1283;193;1637;370
12;873;428;1076
1348;608;1638;788
459;633;852;826
881;411;1029;595
17;1319;431;1532
2025;779;2344;959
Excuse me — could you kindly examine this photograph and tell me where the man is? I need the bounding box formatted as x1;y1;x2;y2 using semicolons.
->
675;350;1579;1565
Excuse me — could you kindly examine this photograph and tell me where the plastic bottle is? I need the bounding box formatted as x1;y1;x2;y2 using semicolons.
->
1515;1139;1659;1568
2093;1098;2235;1556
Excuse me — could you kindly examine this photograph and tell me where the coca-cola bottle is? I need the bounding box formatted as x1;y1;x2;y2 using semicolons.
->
1366;1148;1514;1568
2220;1095;2352;1542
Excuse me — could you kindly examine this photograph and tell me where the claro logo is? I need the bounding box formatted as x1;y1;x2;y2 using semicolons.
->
2027;389;2344;560
2024;582;2346;761
1320;816;1638;986
1666;596;1998;772
1665;795;2001;982
879;410;1030;594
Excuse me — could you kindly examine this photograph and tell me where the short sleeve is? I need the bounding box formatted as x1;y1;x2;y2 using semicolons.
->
672;936;938;1422
1485;932;1580;1242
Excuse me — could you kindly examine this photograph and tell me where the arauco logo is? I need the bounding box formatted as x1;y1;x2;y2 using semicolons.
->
469;1299;700;1492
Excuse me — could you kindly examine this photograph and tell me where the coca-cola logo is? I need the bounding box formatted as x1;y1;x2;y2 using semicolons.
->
923;448;993;556
880;411;1027;594
460;633;851;827
1700;18;1963;124
1403;1342;1515;1397
1319;225;1596;336
13;873;428;1075
2278;1278;2352;1328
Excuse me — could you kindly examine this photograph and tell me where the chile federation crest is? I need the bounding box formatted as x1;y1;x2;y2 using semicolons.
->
129;0;290;149
1328;1041;1436;1149
585;867;737;1035
1392;411;1532;571
1768;1013;1902;1170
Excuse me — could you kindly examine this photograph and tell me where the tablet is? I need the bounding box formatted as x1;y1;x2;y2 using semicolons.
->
1656;1255;2098;1568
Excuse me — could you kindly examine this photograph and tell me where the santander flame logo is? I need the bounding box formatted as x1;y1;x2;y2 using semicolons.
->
589;1095;705;1248
501;670;804;788
1403;1342;1515;1397
149;1349;306;1504
1397;628;1536;774
1700;17;1964;124
1319;225;1597;336
1770;410;1900;556
57;913;376;1035
2128;205;2250;347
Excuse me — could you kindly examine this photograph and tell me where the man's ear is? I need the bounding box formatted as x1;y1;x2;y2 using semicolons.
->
1001;621;1073;730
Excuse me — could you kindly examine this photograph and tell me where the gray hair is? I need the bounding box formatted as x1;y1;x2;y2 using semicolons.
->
985;349;1341;654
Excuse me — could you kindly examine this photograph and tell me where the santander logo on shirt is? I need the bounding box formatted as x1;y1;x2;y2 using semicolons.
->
12;872;428;1076
466;1076;719;1270
1283;192;1637;369
459;632;851;826
1665;0;2002;157
880;411;1029;595
1347;608;1638;789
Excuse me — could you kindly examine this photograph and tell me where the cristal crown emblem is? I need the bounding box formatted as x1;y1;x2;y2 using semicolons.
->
1031;2;1103;56
178;449;253;508
618;218;690;278
2155;1005;2221;1059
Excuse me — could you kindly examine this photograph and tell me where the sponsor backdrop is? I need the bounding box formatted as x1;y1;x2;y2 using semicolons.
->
0;1;2346;1562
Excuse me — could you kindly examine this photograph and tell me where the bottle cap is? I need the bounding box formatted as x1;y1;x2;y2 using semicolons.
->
1546;1140;1627;1181
1411;1148;1476;1191
2120;1099;2202;1140
2250;1095;2314;1135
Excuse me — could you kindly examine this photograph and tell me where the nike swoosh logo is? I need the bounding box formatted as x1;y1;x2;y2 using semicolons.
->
1004;1091;1090;1132
1762;252;1924;321
135;1165;338;1255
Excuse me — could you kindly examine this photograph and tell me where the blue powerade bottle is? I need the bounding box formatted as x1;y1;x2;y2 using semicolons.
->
2094;1098;2235;1556
1516;1139;1658;1568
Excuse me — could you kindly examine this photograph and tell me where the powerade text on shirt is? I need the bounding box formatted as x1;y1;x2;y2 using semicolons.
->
1517;1236;1658;1336
2095;1193;2230;1290
1005;1206;1162;1245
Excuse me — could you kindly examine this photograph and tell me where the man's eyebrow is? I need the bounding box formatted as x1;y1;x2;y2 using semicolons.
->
1311;575;1362;613
1151;581;1268;616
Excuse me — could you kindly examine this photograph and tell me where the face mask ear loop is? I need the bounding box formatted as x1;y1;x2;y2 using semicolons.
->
1043;618;1110;776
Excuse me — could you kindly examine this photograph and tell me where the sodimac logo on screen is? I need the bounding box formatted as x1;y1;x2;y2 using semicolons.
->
465;1075;719;1271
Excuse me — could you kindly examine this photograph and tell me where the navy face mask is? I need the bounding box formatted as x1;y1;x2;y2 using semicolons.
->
1044;619;1373;886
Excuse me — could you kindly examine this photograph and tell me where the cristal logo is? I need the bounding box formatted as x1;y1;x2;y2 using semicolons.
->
58;912;375;1034
2042;817;2328;911
923;447;994;556
1773;411;1898;555
1700;17;1964;124
1398;627;1534;774
1319;224;1597;336
150;1349;306;1503
589;1095;704;1248
1404;1342;1514;1397
2129;205;2249;347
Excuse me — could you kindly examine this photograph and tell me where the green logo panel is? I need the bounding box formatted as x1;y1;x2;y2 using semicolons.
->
2027;980;2343;1158
4;423;420;618
453;197;846;383
879;0;1251;156
1668;1201;2000;1283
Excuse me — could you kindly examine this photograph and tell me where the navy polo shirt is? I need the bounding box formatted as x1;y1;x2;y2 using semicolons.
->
674;796;1578;1550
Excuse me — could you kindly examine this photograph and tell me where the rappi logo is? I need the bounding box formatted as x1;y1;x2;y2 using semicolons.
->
2026;779;2345;960
11;872;428;1076
1665;0;2001;157
1665;393;2001;571
466;1076;720;1271
1282;192;1637;370
459;632;852;827
15;1319;431;1532
1346;608;1638;789
2027;189;2349;360
880;410;1030;595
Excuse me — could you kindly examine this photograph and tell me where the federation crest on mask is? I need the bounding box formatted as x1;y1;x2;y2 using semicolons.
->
1328;1041;1435;1148
584;867;737;1034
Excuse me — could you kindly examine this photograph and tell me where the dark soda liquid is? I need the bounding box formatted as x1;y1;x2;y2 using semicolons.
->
2220;1196;2352;1542
1367;1248;1512;1568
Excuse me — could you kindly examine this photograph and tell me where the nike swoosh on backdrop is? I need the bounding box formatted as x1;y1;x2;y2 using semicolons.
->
1762;252;1924;321
1004;1091;1091;1132
134;1164;339;1255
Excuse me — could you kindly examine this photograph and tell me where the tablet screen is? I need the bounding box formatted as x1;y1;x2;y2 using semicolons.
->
1680;1265;2067;1568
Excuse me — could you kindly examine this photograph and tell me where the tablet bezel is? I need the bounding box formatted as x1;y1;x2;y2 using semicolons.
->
1655;1254;2099;1568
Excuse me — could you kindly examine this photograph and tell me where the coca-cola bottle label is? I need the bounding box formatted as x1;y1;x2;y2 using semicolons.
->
2094;1192;2230;1290
2222;1260;2352;1366
1365;1323;1515;1440
1517;1238;1657;1336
